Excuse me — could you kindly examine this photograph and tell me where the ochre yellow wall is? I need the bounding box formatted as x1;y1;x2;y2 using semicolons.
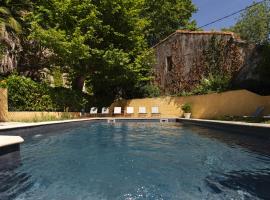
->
1;89;270;121
8;112;81;122
111;90;270;119
0;88;8;122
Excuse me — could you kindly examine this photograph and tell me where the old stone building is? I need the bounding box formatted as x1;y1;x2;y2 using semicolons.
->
153;30;256;95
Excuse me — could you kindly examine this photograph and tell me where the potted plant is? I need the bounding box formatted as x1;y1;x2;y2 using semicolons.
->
181;103;192;119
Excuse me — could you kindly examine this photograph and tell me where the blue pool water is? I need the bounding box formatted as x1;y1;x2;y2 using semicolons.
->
1;122;270;200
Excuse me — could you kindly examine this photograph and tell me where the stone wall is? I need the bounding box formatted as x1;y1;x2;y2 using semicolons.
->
153;30;255;95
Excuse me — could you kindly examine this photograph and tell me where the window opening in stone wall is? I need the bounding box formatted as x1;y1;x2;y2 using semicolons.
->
166;56;173;72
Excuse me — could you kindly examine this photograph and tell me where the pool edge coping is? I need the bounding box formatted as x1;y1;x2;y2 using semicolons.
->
178;118;270;137
1;117;270;132
0;117;178;132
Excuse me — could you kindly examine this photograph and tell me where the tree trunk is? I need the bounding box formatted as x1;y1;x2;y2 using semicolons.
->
72;75;85;91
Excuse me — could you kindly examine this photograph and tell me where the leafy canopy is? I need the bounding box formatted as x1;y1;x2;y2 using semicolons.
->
24;0;196;102
231;1;270;43
142;0;197;45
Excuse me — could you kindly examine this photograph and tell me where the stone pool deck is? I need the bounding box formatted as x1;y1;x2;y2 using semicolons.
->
178;118;270;137
0;136;24;148
178;118;270;128
0;118;95;131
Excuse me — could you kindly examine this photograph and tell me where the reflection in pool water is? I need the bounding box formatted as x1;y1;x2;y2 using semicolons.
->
0;122;270;199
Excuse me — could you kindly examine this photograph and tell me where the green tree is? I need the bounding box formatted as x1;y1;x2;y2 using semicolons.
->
28;0;197;102
29;0;102;90
29;0;151;99
88;0;151;101
231;1;270;43
142;0;197;45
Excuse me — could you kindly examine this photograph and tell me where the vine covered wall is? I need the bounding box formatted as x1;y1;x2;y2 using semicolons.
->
153;30;255;95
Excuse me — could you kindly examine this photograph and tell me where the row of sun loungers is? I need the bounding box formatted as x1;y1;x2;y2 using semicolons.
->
89;107;160;115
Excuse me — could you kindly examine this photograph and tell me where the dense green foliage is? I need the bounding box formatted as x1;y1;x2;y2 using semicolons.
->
257;43;270;79
5;75;89;111
230;1;270;43
24;0;196;102
142;0;197;45
193;75;231;95
0;0;197;111
0;1;24;35
224;2;270;94
0;80;7;88
178;75;231;97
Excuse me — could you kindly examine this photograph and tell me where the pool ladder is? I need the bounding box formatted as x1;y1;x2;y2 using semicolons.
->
160;119;169;123
107;119;116;123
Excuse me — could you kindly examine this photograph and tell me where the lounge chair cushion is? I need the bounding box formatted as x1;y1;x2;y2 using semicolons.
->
102;107;109;114
114;107;122;114
90;107;98;114
126;107;134;114
139;107;146;114
151;107;159;114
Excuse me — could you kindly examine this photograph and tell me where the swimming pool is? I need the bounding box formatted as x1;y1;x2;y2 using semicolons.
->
0;122;270;199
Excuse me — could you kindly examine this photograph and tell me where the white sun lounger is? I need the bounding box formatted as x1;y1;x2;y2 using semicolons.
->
90;107;98;114
126;107;134;114
151;106;159;114
102;107;110;114
139;107;147;114
114;107;122;114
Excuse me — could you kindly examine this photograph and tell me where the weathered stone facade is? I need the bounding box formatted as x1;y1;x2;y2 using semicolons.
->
153;30;255;95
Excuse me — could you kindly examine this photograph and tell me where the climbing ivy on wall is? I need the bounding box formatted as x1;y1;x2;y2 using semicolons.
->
176;35;244;96
192;36;243;94
202;35;243;78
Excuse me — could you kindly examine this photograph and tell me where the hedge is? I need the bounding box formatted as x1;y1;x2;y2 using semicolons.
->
5;75;90;112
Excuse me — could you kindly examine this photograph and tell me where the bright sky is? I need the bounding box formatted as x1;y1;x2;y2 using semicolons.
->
192;0;262;30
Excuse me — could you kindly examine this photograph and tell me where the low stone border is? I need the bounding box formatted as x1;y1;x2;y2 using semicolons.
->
0;117;178;132
178;118;270;138
0;136;24;148
0;136;24;156
0;118;96;132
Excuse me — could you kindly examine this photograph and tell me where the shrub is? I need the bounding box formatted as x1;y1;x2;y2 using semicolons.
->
49;87;88;111
181;103;192;113
5;75;90;111
176;75;231;97
6;75;54;111
139;84;161;98
0;80;7;88
189;75;231;95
